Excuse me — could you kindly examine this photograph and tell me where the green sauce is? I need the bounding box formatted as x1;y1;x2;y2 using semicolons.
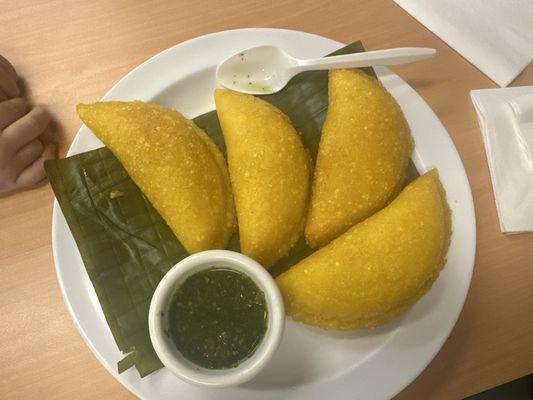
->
167;268;268;369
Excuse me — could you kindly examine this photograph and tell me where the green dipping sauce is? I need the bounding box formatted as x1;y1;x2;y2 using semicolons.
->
167;267;268;369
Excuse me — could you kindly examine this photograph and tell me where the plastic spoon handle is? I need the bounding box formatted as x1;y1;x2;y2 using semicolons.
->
293;47;436;73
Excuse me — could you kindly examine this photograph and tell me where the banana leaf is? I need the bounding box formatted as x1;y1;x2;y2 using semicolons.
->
46;149;187;376
45;40;418;377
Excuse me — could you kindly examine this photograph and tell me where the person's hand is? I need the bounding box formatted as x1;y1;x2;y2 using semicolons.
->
0;55;55;195
0;54;19;101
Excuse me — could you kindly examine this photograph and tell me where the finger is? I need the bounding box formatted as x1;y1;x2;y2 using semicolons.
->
0;55;18;81
0;89;8;102
10;139;44;176
15;142;56;189
0;98;28;130
0;65;19;98
1;106;50;153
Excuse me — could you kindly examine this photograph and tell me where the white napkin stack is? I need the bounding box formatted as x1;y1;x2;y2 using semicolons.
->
471;86;533;233
394;0;533;87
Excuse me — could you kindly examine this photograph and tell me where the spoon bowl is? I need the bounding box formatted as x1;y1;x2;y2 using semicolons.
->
216;46;296;95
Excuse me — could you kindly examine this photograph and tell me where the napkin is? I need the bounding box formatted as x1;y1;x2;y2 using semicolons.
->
394;0;533;87
471;86;533;233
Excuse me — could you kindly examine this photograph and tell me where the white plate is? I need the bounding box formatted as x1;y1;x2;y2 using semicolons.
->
52;28;476;400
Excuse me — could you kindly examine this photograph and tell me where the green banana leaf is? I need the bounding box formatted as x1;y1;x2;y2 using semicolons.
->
45;40;418;377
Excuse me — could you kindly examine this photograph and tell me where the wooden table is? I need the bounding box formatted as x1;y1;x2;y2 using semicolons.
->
1;1;532;399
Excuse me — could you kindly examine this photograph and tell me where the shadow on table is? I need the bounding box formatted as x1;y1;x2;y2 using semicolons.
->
464;374;533;400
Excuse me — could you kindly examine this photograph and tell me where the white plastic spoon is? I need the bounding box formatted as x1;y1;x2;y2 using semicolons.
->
216;46;436;95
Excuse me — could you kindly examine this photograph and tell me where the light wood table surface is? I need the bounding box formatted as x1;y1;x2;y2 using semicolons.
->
1;1;532;399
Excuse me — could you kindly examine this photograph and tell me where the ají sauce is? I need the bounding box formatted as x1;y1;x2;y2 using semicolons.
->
167;267;268;369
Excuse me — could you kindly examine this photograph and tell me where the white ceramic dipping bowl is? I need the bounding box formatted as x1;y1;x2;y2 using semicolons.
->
148;250;285;387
